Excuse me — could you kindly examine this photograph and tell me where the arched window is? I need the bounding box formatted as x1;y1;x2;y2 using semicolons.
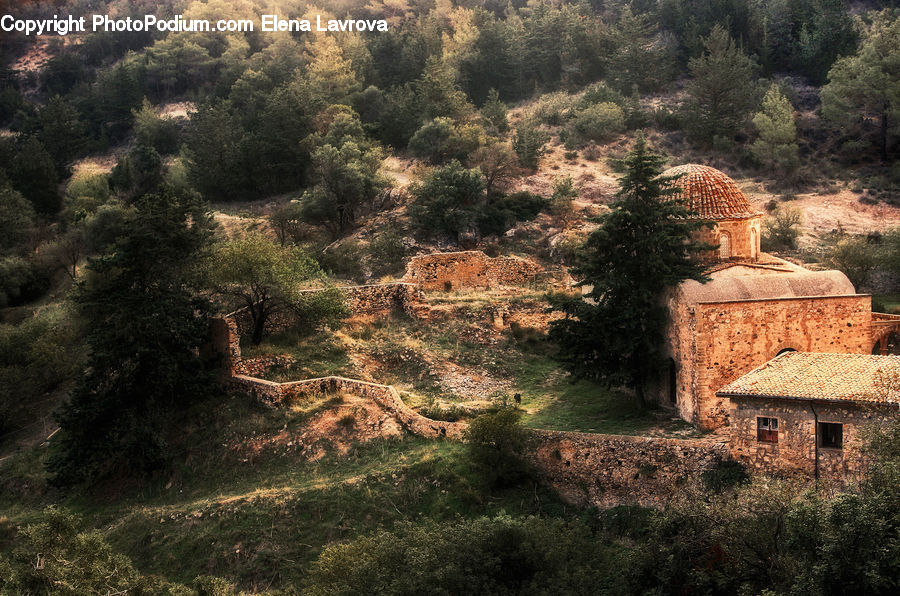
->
750;227;758;260
719;232;731;259
776;347;796;357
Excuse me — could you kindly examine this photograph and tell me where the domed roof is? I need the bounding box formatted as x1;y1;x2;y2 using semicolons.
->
662;164;761;220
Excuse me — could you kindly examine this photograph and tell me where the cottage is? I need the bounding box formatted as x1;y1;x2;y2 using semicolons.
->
717;351;900;482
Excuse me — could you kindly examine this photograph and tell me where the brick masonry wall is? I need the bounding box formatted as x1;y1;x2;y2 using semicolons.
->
690;295;872;429
403;251;543;291
527;430;729;508
729;397;896;484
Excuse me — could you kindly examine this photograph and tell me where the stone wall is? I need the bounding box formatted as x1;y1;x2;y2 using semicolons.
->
681;295;872;430
231;374;467;439
728;396;894;484
404;251;543;291
528;430;729;508
696;216;761;262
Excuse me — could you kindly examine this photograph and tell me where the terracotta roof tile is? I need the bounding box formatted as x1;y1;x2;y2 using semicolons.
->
663;164;762;220
716;352;900;405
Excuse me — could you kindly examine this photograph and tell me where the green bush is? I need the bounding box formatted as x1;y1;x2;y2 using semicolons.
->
0;506;194;594
317;240;365;282
465;408;533;488
512;122;549;171
701;458;750;493
305;515;623;595
0;306;81;433
408;117;483;164
579;82;626;109
762;207;802;252
368;227;408;277
0;256;52;308
570;102;626;144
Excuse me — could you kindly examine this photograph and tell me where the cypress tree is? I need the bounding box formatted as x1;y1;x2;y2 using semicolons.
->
549;136;709;403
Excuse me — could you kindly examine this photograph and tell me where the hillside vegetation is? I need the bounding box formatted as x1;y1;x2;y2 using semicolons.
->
4;0;900;593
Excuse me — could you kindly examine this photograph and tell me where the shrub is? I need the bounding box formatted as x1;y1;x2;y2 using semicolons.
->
305;515;621;595
570;102;626;144
512;122;549;170
701;458;750;493
408;117;483;164
368;226;408;277
579;82;626;109
465;408;532;488
317;240;365;281
530;91;575;125
0;506;190;594
0;256;51;308
762;207;802;252
825;235;878;289
420;402;468;422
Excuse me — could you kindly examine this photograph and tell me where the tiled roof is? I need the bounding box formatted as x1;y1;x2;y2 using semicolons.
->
663;164;762;220
716;352;900;405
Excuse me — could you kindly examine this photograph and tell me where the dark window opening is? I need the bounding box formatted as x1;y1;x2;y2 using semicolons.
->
776;348;796;357
668;358;677;404
818;422;843;449
757;417;778;444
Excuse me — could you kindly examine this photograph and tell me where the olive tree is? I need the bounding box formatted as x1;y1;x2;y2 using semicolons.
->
206;233;346;344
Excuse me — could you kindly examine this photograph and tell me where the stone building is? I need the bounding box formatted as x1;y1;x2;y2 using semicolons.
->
663;164;763;262
655;164;900;431
717;351;900;481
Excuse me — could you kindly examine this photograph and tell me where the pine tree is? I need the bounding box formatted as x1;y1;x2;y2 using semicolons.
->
683;25;759;145
48;188;217;486
821;11;900;162
751;83;799;174
548;137;709;403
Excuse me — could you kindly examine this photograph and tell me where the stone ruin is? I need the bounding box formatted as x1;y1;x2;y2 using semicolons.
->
403;251;544;291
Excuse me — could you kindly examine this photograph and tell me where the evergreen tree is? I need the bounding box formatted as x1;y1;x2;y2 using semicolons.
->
683;25;760;144
9;136;60;214
751;83;800;174
548;137;709;403
821;11;900;162
48;188;217;486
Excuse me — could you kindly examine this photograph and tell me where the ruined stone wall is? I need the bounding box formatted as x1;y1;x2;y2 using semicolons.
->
231;375;467;439
404;251;543;291
729;397;896;484
528;430;729;508
343;283;422;315
691;295;872;429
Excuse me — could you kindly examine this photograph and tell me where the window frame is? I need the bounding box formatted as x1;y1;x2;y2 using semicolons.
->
817;421;843;450
756;416;779;444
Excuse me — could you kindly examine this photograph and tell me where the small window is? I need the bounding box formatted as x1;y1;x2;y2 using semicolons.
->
818;422;843;449
757;417;779;444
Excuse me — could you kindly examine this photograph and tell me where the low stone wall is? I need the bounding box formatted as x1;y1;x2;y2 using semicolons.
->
343;283;422;315
527;430;729;508
231;375;466;439
404;251;543;291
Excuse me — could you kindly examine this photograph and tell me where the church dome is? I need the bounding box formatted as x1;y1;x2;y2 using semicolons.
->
662;164;761;220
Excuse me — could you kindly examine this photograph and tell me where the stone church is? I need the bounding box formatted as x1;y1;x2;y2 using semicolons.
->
656;164;900;447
